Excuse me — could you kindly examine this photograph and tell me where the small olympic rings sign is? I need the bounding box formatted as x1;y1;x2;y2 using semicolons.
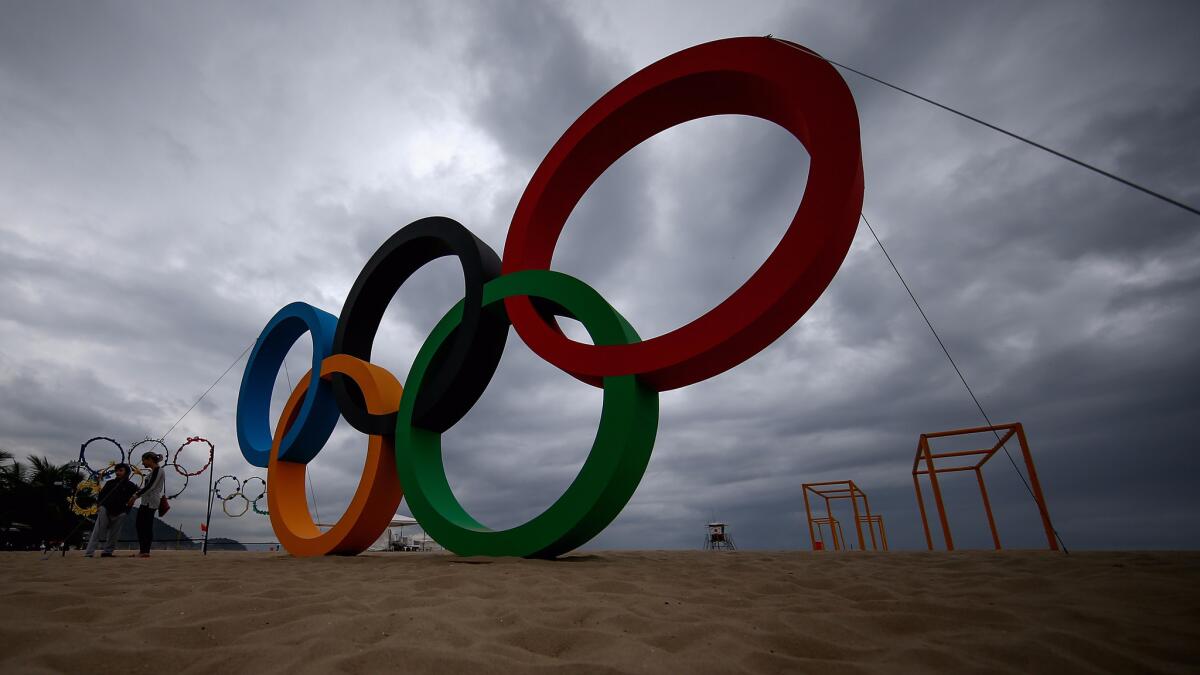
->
213;475;268;517
236;37;864;558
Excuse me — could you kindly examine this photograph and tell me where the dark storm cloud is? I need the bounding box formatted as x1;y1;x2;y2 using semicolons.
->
454;1;663;301
1;0;1197;550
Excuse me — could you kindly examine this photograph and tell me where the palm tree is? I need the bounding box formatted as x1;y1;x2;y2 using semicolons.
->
0;449;14;481
0;454;29;506
0;448;20;499
27;455;82;490
0;453;87;548
0;449;29;547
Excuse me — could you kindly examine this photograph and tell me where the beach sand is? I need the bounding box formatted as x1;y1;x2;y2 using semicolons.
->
1;550;1197;674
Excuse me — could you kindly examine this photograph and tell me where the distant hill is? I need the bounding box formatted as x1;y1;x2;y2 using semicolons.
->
204;537;247;551
54;511;250;552
104;515;244;550
110;514;198;548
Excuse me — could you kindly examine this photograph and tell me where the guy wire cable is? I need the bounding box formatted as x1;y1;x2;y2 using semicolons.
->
768;36;1200;219
768;35;1083;550
282;361;322;526
860;211;1070;554
156;341;254;444
55;343;250;557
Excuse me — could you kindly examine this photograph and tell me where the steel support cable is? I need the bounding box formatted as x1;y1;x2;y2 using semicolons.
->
860;212;1069;553
766;36;1078;550
139;337;321;528
770;37;1200;219
156;342;254;444
75;341;254;559
282;361;322;527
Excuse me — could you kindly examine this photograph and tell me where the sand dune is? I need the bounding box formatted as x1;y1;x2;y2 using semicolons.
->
2;550;1197;674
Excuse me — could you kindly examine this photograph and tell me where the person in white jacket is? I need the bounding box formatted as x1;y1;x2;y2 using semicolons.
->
127;452;166;557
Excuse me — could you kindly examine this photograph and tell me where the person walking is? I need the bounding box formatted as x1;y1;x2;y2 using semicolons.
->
128;452;166;558
84;463;138;558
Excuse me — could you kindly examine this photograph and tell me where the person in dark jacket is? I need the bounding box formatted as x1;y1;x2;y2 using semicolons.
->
128;452;166;557
84;463;139;558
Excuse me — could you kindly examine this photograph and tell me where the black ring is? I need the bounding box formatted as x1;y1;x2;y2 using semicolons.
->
331;216;508;434
242;476;266;502
127;438;170;467
79;437;124;478
214;475;241;500
165;464;189;500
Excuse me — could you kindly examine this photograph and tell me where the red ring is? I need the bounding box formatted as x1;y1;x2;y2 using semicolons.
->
173;436;214;477
501;37;864;390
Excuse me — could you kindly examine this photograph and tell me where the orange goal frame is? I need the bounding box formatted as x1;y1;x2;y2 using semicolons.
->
912;422;1057;551
802;480;888;551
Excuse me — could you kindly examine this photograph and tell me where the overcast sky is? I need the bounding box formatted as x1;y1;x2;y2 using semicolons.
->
1;1;1197;551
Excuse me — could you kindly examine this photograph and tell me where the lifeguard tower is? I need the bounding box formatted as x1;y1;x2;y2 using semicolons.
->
703;522;736;551
810;514;845;551
802;480;888;551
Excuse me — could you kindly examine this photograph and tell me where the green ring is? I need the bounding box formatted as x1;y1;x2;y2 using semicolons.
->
394;270;659;558
252;493;269;516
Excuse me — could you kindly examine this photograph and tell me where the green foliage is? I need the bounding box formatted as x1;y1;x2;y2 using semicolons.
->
0;450;88;549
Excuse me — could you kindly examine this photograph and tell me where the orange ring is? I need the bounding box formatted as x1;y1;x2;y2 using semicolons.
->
267;354;403;556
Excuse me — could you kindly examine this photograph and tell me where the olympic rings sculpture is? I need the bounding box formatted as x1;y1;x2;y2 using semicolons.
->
213;475;241;500
242;477;266;502
252;493;269;516
236;37;864;558
69;477;101;517
78;437;124;479
68;463;187;517
223;492;250;517
127;438;170;467
212;475;269;517
75;434;212;509
173;436;215;477
165;468;189;500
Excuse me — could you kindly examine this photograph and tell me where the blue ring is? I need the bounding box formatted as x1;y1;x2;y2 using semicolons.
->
236;302;340;466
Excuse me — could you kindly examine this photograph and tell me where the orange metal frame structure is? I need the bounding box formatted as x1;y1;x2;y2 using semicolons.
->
802;480;888;551
912;422;1057;551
